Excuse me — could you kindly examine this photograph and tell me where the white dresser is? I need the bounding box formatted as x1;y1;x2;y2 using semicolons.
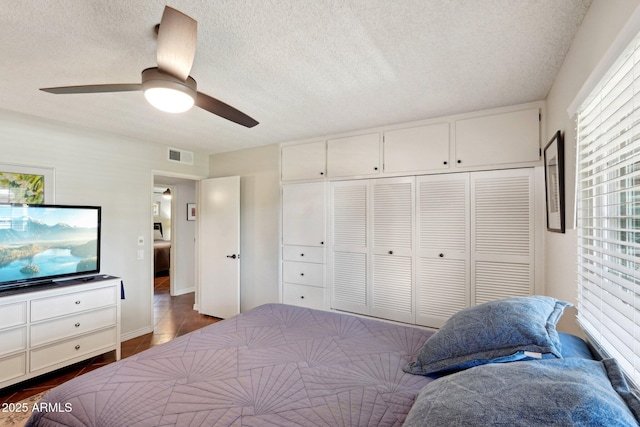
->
0;275;121;389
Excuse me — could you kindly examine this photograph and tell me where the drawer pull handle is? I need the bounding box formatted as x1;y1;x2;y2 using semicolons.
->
75;300;81;305
75;345;81;350
75;322;81;327
439;253;444;258
300;273;304;276
388;250;393;255
300;296;305;299
300;253;304;257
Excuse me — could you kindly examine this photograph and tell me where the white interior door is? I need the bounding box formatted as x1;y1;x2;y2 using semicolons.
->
198;176;240;319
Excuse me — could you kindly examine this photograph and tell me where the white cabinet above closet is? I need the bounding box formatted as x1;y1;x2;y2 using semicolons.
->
455;107;540;168
327;133;381;177
281;141;326;181
383;123;450;173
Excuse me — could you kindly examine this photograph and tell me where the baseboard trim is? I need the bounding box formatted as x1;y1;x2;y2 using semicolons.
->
172;286;195;296
120;326;154;342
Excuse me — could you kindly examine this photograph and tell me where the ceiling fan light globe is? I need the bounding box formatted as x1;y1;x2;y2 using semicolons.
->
144;87;194;113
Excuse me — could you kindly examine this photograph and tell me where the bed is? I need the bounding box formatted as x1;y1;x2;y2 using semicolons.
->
153;222;170;276
26;299;640;426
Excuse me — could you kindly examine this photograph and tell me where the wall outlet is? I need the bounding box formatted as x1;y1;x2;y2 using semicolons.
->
137;249;144;260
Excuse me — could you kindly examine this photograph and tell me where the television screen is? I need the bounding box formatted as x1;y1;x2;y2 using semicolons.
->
0;204;101;291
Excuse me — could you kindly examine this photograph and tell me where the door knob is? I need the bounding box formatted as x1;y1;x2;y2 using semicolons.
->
226;254;237;259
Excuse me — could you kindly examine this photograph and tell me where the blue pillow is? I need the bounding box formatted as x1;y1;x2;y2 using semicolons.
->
403;358;640;427
404;296;570;376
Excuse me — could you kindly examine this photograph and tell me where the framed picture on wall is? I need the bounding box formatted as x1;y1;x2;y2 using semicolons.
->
544;131;565;233
187;203;196;221
0;164;55;204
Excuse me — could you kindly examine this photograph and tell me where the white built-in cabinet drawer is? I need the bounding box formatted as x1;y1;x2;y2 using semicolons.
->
383;123;450;173
283;261;325;287
281;141;327;181
0;353;26;384
30;327;117;372
0;301;27;329
327;133;381;177
31;286;116;322
0;327;27;355
31;306;117;347
282;246;324;263
283;283;325;310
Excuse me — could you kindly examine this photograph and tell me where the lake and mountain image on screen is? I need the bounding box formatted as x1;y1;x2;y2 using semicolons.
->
0;205;100;284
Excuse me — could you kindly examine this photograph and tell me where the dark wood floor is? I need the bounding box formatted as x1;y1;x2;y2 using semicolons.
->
0;276;220;404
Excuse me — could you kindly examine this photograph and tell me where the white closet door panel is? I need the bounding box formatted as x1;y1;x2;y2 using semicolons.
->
282;182;326;247
371;254;414;323
417;174;469;259
281;141;326;181
327;133;380;177
416;257;468;328
471;169;534;306
474;261;532;305
383;123;450;173
372;177;414;253
331;182;368;249
331;251;368;314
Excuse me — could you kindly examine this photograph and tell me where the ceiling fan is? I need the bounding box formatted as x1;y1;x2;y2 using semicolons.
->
40;6;258;128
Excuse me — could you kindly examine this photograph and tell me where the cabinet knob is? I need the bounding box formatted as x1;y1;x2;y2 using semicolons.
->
75;322;81;327
320;171;324;175
300;273;305;276
388;250;393;255
301;296;305;299
374;166;378;171
443;161;448;165
75;300;81;305
75;345;81;350
439;253;444;257
457;160;462;164
320;241;324;245
300;253;304;257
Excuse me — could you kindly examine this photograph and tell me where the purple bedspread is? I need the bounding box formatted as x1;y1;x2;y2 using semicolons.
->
27;304;434;426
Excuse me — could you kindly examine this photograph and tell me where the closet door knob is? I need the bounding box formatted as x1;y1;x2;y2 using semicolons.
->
439;253;444;258
457;160;462;164
300;273;305;276
320;171;324;175
75;322;81;328
443;161;448;165
374;167;378;171
75;300;81;305
300;253;304;257
388;250;393;255
75;345;81;350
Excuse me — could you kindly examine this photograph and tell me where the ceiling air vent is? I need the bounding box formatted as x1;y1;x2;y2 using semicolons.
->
168;147;194;165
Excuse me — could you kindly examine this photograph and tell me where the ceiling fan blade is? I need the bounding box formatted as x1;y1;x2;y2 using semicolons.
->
40;84;142;94
156;6;197;81
195;92;259;128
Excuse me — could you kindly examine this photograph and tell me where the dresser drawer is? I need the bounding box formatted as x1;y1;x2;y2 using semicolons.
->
0;327;27;355
0;302;27;329
283;246;324;263
0;353;26;384
283;283;325;310
283;261;325;287
31;306;117;347
30;327;117;372
31;286;116;322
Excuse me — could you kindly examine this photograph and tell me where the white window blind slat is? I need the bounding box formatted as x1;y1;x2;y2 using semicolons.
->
577;27;640;388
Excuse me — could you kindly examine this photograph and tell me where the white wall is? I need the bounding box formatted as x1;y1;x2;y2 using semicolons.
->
171;181;196;295
0;109;209;339
209;144;281;311
544;0;640;334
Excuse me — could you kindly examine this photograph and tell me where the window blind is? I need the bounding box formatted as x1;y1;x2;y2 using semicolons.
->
576;31;640;387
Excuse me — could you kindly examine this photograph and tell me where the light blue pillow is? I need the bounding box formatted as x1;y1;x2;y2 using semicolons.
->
403;358;640;427
404;296;570;376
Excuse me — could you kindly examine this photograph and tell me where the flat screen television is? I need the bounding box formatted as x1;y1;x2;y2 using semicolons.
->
0;204;101;292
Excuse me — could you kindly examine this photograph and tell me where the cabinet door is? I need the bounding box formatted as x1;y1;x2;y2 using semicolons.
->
455;108;540;167
371;177;415;324
471;168;534;305
282;182;325;247
384;123;450;173
327;133;380;177
416;174;470;328
281;141;326;181
330;181;369;315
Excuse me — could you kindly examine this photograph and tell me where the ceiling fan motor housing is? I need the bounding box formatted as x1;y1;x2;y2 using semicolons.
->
141;67;197;113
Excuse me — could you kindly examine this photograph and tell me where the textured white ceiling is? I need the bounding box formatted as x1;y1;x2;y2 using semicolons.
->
0;0;592;155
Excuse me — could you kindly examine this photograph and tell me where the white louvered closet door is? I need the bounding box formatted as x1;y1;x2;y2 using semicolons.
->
330;181;369;315
371;177;415;324
471;169;535;305
416;173;470;328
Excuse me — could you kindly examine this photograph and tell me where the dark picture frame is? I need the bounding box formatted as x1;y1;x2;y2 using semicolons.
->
544;131;565;233
187;203;196;221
